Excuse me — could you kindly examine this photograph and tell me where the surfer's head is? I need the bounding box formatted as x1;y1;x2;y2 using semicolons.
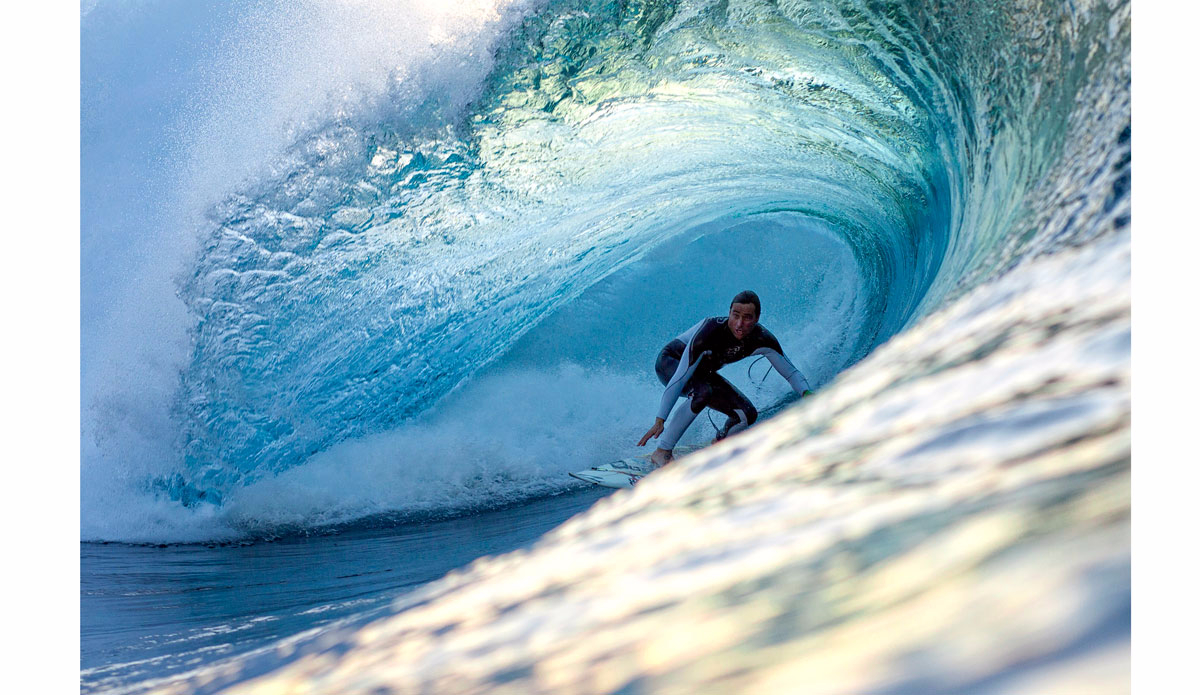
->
728;290;760;339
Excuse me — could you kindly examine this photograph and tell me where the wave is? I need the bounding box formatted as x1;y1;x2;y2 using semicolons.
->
81;0;1129;543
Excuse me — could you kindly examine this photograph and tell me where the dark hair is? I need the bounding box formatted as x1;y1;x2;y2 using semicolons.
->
730;290;760;317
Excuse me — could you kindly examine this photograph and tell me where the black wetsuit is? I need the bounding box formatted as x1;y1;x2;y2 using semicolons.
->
653;317;810;449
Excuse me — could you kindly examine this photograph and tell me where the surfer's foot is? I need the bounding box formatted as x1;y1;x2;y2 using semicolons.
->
650;448;674;466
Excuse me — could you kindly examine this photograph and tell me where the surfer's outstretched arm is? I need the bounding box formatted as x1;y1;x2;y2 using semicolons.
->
640;320;708;449
656;326;705;419
754;346;813;395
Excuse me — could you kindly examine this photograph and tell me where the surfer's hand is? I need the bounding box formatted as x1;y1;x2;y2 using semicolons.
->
638;418;665;446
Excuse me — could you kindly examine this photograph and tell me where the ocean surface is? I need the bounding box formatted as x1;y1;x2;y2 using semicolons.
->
81;0;1130;692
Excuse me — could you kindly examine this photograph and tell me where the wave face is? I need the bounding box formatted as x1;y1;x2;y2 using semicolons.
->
81;0;1129;542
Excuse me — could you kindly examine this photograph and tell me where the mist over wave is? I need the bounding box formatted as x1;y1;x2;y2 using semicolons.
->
83;0;547;541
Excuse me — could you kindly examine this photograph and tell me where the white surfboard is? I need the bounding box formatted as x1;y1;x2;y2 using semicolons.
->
568;469;642;489
592;457;658;476
569;446;701;489
569;454;672;489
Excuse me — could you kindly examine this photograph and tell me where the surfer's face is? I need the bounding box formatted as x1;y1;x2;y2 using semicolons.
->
727;302;759;340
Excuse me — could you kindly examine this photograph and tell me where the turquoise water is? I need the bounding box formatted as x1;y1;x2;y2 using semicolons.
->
82;0;1127;541
81;0;1129;691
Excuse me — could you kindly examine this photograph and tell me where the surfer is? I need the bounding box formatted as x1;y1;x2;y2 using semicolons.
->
638;290;813;465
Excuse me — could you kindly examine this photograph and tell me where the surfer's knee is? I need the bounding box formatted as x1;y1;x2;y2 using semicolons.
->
729;405;757;428
718;406;757;441
689;382;713;413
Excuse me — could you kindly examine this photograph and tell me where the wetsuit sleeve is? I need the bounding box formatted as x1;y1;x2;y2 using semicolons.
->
752;346;812;394
656;321;709;420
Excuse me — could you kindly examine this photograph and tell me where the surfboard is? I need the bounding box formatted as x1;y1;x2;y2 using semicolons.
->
568;468;643;489
570;446;701;488
593;457;657;476
569;457;655;488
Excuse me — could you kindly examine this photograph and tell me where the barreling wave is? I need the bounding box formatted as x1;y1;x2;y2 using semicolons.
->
81;0;1129;542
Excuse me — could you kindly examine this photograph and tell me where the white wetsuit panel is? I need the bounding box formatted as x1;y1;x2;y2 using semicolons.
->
655;320;708;421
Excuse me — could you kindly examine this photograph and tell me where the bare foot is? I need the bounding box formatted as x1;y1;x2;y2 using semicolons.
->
650;448;674;466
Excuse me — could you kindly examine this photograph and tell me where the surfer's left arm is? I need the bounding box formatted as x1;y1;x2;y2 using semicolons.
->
753;347;813;397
